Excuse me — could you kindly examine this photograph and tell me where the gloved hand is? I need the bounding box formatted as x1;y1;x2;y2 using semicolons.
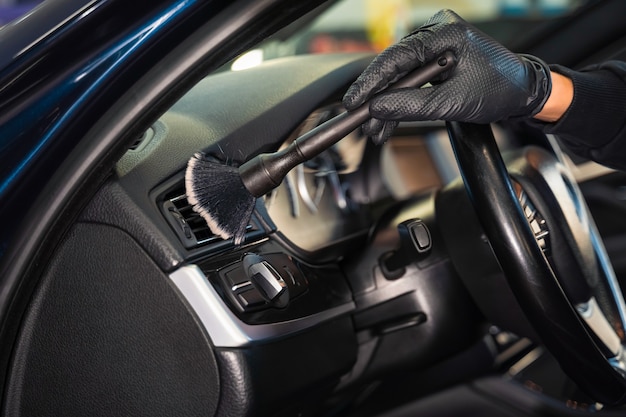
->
342;9;552;144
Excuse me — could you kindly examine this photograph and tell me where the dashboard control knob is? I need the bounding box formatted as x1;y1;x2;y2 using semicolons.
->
242;253;290;307
381;219;432;279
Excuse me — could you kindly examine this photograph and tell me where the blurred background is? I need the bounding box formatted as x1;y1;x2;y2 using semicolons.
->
0;0;581;41
228;0;582;71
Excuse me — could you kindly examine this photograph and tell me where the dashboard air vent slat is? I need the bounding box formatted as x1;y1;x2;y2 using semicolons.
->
167;193;222;246
162;187;259;249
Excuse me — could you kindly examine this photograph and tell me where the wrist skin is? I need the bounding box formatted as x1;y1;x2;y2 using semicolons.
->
533;71;574;122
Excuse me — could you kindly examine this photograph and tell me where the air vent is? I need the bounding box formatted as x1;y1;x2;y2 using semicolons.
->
128;127;155;151
162;187;259;249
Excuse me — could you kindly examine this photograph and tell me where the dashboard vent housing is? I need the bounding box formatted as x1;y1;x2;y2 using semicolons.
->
128;127;155;151
166;194;219;246
162;187;260;250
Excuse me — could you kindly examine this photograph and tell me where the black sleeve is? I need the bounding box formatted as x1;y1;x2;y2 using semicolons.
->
526;61;626;171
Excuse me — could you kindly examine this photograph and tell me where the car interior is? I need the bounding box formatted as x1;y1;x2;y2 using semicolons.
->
4;0;626;416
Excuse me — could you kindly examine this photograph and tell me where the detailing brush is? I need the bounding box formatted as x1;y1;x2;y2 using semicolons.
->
186;51;456;244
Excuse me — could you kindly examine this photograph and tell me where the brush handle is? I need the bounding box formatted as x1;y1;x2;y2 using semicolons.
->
240;51;456;198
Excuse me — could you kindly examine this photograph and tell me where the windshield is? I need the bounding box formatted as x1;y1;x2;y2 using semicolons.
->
230;0;583;71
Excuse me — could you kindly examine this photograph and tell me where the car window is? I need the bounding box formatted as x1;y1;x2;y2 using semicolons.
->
230;0;584;71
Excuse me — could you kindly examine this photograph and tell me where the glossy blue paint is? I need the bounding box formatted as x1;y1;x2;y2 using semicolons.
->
0;0;195;199
0;4;39;25
0;0;207;256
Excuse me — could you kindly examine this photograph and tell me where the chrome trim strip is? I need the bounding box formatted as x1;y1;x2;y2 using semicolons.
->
576;296;622;356
546;134;616;183
170;264;355;347
589;224;626;335
609;349;626;375
231;281;252;292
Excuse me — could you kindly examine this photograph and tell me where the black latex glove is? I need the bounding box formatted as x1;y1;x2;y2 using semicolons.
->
342;9;552;144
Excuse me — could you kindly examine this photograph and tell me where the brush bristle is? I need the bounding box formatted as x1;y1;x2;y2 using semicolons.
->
185;153;256;245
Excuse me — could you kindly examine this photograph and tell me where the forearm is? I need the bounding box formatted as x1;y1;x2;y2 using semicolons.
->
533;71;573;123
530;61;626;170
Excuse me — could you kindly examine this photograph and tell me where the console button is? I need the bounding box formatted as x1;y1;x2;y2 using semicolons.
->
224;268;249;287
237;289;266;310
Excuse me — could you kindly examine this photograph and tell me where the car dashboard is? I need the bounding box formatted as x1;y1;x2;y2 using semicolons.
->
90;52;479;412
13;51;622;417
109;52;457;344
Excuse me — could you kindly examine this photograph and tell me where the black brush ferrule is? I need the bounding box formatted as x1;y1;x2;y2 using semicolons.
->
239;146;303;198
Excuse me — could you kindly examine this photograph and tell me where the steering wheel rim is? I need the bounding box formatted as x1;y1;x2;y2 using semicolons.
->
446;121;626;406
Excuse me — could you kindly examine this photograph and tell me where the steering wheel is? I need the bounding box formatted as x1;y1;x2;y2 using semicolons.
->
446;122;626;406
